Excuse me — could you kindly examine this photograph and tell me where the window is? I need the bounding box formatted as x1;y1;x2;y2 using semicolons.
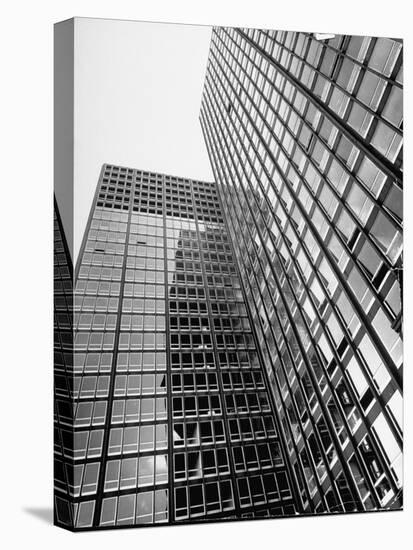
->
337;58;360;93
371;121;402;162
347;183;373;225
336;210;356;243
357;71;386;111
384;184;402;221
358;334;391;391
327;159;349;195
370;212;402;263
336;292;360;336
385;279;401;317
347;36;370;62
137;491;154;523
329;87;349;118
76;501;95;528
369;38;401;77
347;103;373;138
382;86;403;128
372;413;402;487
357;157;386;197
346;356;368;397
372;308;402;365
358;240;382;278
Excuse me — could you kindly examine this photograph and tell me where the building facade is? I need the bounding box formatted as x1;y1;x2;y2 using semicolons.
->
200;28;403;515
55;165;301;530
54;27;403;532
54;198;76;527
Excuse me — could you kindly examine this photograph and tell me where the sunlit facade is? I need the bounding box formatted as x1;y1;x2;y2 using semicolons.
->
200;28;403;515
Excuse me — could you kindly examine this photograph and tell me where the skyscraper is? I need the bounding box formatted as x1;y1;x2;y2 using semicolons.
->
55;165;300;530
200;28;403;515
54;25;403;532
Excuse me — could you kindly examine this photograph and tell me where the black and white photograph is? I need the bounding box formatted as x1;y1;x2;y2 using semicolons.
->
54;17;403;530
2;1;410;549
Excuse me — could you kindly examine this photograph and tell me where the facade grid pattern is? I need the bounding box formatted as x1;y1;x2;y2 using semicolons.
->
54;199;77;526
200;27;403;515
54;25;403;532
55;165;297;530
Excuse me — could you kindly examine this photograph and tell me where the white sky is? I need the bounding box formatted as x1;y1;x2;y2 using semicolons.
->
73;17;213;262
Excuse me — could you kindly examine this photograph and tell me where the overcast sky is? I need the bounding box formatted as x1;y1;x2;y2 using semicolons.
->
72;17;213;262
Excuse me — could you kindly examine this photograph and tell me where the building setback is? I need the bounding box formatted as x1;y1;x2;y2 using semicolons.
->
55;166;300;529
200;28;403;515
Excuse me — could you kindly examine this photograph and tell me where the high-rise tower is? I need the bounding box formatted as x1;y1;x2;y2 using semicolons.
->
54;26;403;532
200;28;403;514
54;165;298;529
